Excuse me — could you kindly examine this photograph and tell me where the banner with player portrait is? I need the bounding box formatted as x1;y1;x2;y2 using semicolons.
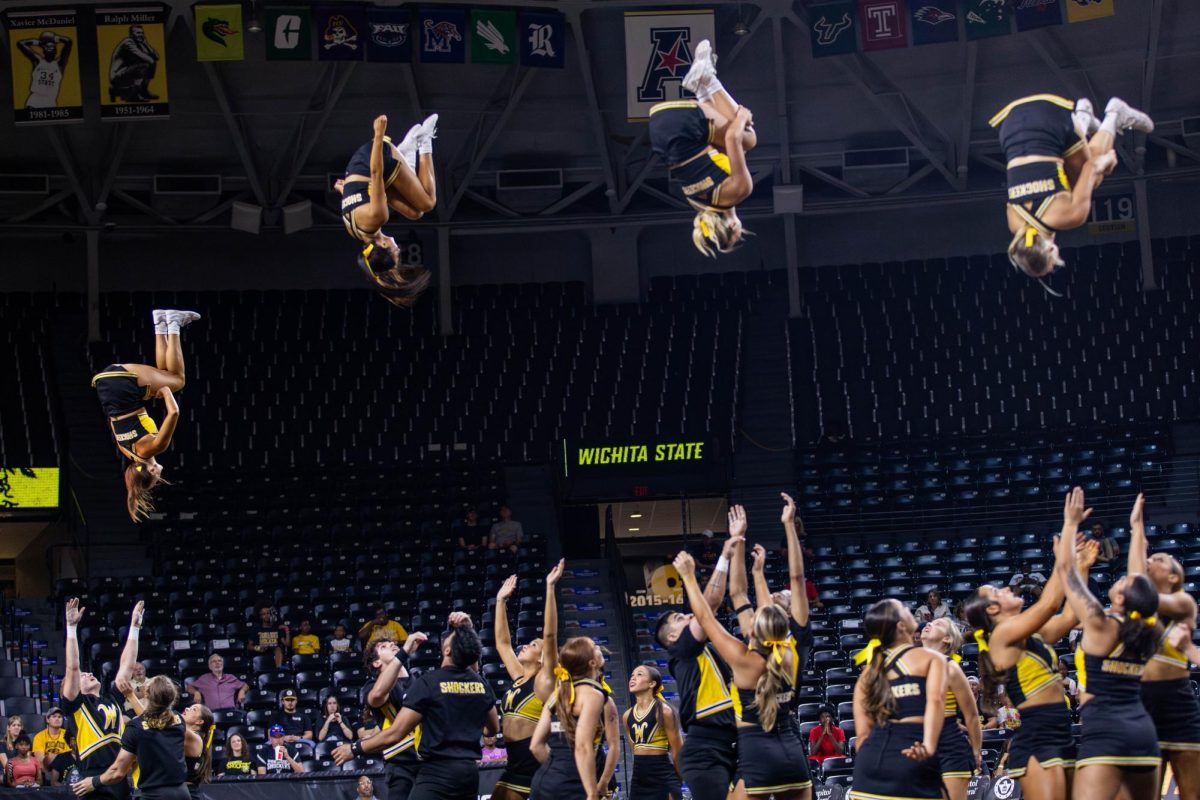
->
624;10;714;122
94;5;169;121
4;8;83;125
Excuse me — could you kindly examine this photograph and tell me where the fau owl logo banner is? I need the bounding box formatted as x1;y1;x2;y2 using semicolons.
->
858;0;907;51
624;10;714;121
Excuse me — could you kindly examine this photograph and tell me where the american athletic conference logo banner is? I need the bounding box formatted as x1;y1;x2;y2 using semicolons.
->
3;8;84;125
623;9;714;122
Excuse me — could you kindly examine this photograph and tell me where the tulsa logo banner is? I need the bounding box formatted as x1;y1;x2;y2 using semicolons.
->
624;9;714;122
3;7;83;125
94;5;170;121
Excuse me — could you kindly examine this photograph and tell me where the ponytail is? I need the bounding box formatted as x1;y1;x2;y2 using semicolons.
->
195;705;215;784
963;593;1006;708
549;637;597;747
859;599;903;727
142;675;179;730
1119;575;1163;662
750;605;792;733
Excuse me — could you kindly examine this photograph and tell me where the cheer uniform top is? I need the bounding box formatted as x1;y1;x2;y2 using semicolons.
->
990;94;1084;235
937;659;975;779
731;642;812;797
494;675;545;794
370;675;422;798
1141;621;1200;752
92;365;156;463
665;625;738;800
121;715;189;800
63;691;128;799
341;138;402;240
626;701;682;800
529;678;608;800
850;647;942;800
402;665;498;797
1075;622;1161;770
996;634;1073;778
647;101;733;212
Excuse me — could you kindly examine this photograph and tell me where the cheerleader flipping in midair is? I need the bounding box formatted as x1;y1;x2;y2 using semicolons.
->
90;310;200;522
918;618;982;800
622;665;683;800
648;39;756;257
990;93;1152;289
1057;489;1164;800
336;113;435;307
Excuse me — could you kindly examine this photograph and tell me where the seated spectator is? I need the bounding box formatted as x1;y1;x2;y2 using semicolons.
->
269;689;312;743
218;733;254;777
3;714;23;763
457;508;488;552
359;606;408;646
481;733;507;762
248;605;289;668
356;706;380;742
47;737;79;786
33;706;70;770
805;577;824;610
188;653;248;711
255;725;305;775
915;589;952;624
997;693;1021;730
807;707;846;763
327;624;356;656
6;734;40;787
1058;660;1079;708
488;504;524;553
1008;561;1047;598
291;620;320;656
696;535;719;569
315;696;355;743
356;774;380;800
1089;520;1120;563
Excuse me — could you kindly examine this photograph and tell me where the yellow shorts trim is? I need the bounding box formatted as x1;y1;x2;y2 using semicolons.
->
493;780;532;794
1160;741;1200;752
650;100;700;115
1063;139;1087;157
849;790;936;800
989;94;1076;127
1075;756;1162;768
746;780;812;795
90;370;138;387
942;771;973;779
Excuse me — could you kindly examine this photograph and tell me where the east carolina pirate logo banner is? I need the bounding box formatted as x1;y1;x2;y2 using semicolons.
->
366;7;410;63
518;10;563;68
858;0;907;51
316;5;364;61
265;6;311;60
95;5;169;121
808;2;856;58
1014;0;1063;30
418;8;466;64
624;10;714;121
194;3;244;62
3;8;84;125
909;2;959;45
1066;0;1114;23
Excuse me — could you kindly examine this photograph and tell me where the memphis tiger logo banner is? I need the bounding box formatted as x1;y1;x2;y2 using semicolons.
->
623;10;714;122
808;2;857;58
3;8;84;125
418;8;466;64
194;4;244;62
1065;0;1114;23
94;5;170;121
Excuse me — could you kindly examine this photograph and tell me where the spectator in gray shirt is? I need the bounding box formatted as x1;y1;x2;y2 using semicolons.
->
488;505;523;553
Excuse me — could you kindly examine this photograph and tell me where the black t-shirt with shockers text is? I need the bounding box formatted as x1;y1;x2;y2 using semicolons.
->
666;625;737;733
254;742;299;775
121;716;187;790
218;755;254;776
402;666;497;761
268;710;308;737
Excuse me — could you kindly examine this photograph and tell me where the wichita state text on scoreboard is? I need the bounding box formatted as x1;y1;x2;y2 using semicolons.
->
0;467;61;512
560;439;728;500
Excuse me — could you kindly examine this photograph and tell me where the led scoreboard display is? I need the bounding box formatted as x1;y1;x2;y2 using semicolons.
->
0;467;61;514
560;439;728;501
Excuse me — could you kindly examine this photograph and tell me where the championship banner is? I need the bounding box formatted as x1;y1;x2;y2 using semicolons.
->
266;6;312;60
418;8;466;64
858;0;907;51
624;10;714;121
470;9;515;64
95;5;169;121
518;10;564;68
808;2;857;58
0;468;61;511
1014;0;1062;30
909;2;959;45
194;4;243;61
964;0;1012;39
315;5;364;61
1066;0;1114;23
4;8;83;125
366;7;411;63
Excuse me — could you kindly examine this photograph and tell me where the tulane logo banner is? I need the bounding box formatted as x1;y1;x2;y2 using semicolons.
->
808;2;857;58
623;10;714;122
366;7;410;63
418;8;466;64
194;3;243;61
3;8;84;125
95;5;170;121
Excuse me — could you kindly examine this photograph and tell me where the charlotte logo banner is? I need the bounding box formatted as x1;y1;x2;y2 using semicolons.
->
316;5;365;61
858;0;907;51
1066;0;1114;23
194;3;244;61
808;2;857;58
418;8;467;64
366;7;411;63
471;9;515;64
624;10;715;122
95;5;169;121
4;8;83;125
909;2;959;45
518;10;564;68
266;6;312;60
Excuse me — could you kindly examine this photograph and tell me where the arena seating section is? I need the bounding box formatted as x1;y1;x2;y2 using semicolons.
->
0;293;61;467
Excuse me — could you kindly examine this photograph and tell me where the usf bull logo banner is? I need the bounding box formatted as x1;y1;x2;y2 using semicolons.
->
194;3;243;61
624;10;714;121
3;8;83;125
95;5;169;121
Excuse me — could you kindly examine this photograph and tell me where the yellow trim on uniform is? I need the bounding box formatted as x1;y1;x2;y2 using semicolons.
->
91;370;138;387
745;780;813;794
942;770;973;779
501;676;545;723
989;94;1076;128
494;779;533;792
1159;741;1200;752
1005;756;1067;779
1075;755;1163;768
694;647;735;719
1154;623;1189;669
850;790;942;800
649;100;700;115
1063;138;1087;157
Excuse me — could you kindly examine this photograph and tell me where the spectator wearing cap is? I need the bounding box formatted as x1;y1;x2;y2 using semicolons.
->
807;706;846;764
255;726;305;775
32;706;71;769
269;689;313;743
915;589;952;624
188;653;248;711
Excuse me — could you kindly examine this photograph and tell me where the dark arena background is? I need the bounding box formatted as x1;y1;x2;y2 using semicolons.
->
1;0;1199;798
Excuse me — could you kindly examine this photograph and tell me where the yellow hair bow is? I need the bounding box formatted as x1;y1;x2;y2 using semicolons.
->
600;678;613;695
973;629;990;653
553;665;575;705
1025;226;1037;248
1128;611;1158;626
951;654;962;664
853;638;883;666
655;689;666;704
699;217;713;239
757;638;796;666
363;243;375;258
205;725;215;750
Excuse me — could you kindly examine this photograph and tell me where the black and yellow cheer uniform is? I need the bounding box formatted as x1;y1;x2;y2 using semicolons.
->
999;634;1074;779
989;94;1084;236
648;101;732;212
494;675;545;795
185;748;205;800
849;647;942;800
666;627;737;800
730;643;811;797
371;677;423;800
626;700;682;800
341;138;402;240
63;690;128;799
401;665;497;800
122;715;189;800
91;365;155;463
1141;621;1200;752
1074;623;1161;770
529;678;607;800
937;661;975;780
